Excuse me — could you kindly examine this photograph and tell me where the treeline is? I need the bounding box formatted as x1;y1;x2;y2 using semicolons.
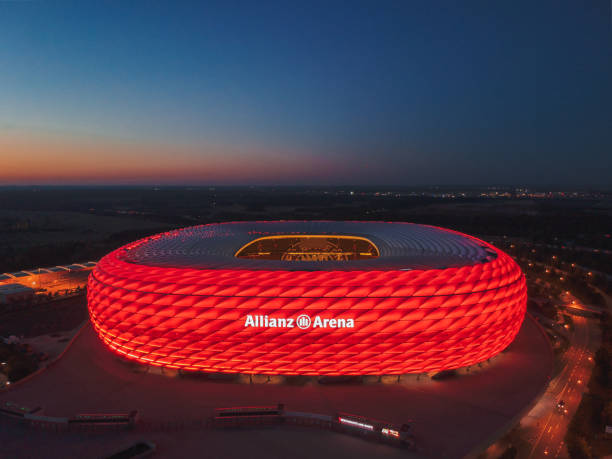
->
1;188;610;244
507;242;612;279
509;246;610;305
0;342;38;383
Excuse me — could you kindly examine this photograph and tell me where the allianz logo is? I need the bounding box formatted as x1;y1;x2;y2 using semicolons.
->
244;314;355;329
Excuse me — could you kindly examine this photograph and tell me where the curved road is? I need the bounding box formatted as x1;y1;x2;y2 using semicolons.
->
482;278;603;459
525;262;608;457
525;313;598;458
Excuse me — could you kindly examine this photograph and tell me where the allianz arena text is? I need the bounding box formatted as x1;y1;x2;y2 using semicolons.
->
87;221;527;376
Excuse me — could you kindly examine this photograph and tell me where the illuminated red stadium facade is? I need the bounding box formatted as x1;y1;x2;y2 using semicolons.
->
87;221;527;376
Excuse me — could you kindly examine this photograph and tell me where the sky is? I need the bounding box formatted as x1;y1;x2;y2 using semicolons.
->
1;1;611;187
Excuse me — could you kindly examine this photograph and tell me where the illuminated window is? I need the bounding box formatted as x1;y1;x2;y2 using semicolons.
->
235;235;380;261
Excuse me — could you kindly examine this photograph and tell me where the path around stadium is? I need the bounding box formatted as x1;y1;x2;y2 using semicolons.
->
0;314;552;459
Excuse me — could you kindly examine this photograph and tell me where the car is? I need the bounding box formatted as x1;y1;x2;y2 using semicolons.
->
556;400;568;414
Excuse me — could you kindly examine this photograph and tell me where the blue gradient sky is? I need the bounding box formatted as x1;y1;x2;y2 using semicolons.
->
1;1;611;186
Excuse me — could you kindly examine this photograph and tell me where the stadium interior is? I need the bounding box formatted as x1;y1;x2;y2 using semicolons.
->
234;235;380;261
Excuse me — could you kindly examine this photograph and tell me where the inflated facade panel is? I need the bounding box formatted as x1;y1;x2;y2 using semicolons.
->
87;222;526;375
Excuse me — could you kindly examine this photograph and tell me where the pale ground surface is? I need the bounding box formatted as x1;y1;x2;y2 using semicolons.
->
22;326;84;361
0;316;552;459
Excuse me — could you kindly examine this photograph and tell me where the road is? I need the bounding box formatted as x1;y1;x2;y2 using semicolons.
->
524;313;598;458
481;287;602;459
523;263;607;457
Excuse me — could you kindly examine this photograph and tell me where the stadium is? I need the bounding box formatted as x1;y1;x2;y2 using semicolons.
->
87;221;527;376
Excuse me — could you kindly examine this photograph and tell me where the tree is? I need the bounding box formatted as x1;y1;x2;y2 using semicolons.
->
567;436;592;459
498;445;517;459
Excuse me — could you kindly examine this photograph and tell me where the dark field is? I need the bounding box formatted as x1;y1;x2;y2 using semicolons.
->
1;186;611;275
0;296;88;338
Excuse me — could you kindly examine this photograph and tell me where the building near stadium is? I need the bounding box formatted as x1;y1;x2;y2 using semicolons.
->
87;221;527;376
0;283;36;304
0;262;96;292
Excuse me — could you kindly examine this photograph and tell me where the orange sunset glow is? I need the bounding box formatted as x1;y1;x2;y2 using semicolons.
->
0;132;354;185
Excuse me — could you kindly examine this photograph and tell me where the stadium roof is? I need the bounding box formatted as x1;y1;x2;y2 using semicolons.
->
0;283;35;294
120;221;497;271
1;262;98;281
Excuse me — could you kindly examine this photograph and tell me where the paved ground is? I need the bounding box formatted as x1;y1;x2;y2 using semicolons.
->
21;326;85;361
0;315;552;459
0;418;425;459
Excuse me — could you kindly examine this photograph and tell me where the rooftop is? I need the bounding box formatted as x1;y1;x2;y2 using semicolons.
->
119;221;497;271
0;283;36;294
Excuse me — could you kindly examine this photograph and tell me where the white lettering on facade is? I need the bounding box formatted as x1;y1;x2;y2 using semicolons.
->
244;314;354;329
